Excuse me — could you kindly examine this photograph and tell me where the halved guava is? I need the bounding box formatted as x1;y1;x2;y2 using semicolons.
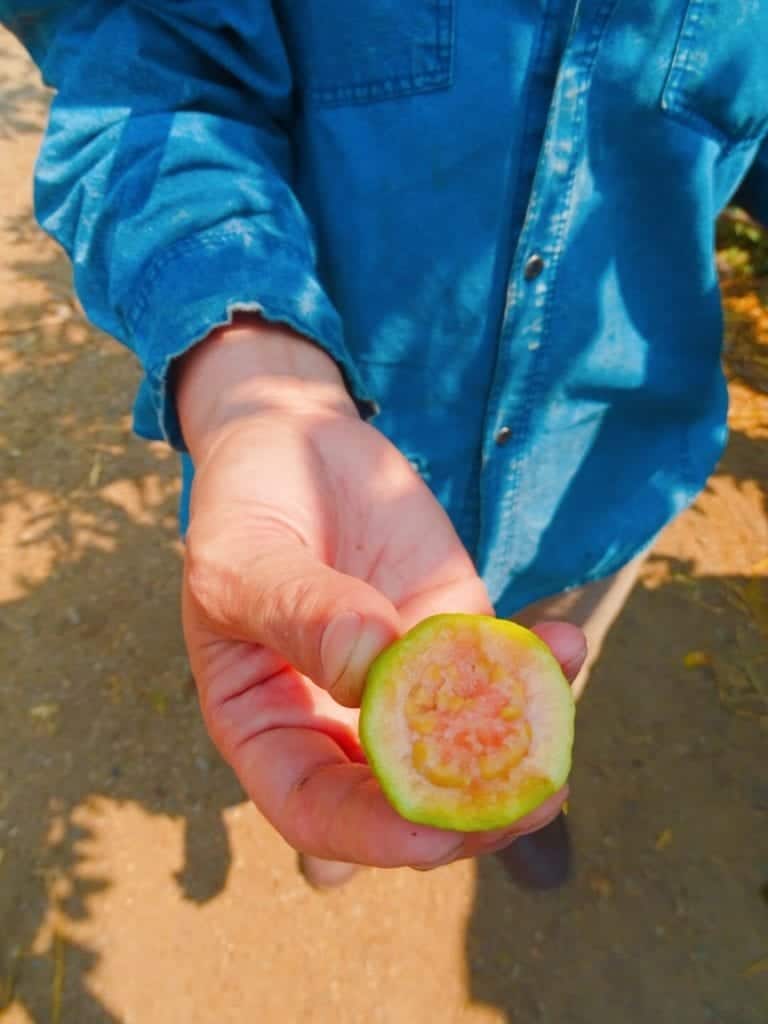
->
359;614;574;831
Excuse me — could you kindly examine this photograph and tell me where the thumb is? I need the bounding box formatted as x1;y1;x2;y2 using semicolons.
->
184;527;400;706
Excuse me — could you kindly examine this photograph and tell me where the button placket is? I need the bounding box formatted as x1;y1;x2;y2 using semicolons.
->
477;9;619;594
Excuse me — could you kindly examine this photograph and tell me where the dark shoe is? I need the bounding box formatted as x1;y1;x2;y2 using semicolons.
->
493;811;571;889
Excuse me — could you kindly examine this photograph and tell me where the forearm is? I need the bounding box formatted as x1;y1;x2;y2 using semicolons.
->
175;315;358;461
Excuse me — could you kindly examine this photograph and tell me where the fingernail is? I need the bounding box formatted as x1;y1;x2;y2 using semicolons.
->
556;630;588;681
321;613;391;704
533;622;587;682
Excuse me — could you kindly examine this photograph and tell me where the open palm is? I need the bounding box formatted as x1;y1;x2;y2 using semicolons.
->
182;408;581;868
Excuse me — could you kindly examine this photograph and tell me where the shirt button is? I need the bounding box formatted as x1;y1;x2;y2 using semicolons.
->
495;426;512;446
524;254;545;280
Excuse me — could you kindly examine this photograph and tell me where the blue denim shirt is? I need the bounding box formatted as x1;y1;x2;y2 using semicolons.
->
3;1;768;613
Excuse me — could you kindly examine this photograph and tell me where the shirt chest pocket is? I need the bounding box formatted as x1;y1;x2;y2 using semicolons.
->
275;0;454;108
661;0;768;144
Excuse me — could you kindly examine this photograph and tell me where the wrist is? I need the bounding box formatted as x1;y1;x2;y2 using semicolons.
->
175;314;358;459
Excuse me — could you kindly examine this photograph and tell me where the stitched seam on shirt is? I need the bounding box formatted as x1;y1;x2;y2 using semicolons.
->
515;0;619;420
125;222;375;410
505;0;620;560
518;8;614;415
309;0;454;108
125;224;317;346
152;310;378;449
315;74;450;106
664;0;706;94
142;290;333;381
661;0;767;147
661;104;765;150
480;1;563;453
482;6;592;521
126;224;378;437
314;0;453;93
143;284;347;384
143;283;373;447
476;0;576;574
312;62;451;100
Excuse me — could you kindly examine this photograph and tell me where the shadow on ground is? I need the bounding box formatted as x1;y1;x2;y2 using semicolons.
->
2;222;765;1022
1;29;766;1024
0;302;246;1022
465;285;768;1023
466;268;768;1019
467;561;767;1024
1;68;243;1015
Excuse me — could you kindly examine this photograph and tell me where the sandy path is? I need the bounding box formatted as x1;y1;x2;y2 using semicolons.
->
1;30;766;1024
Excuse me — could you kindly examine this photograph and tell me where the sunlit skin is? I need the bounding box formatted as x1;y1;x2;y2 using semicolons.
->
176;316;587;870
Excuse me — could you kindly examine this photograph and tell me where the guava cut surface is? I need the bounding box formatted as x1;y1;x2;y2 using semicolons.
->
359;614;575;831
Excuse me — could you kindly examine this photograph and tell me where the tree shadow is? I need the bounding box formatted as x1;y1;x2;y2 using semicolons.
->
1;34;248;1016
464;240;767;1024
466;290;766;1022
2;16;766;1024
463;3;767;1009
464;182;767;1024
0;30;50;137
0;318;248;1019
0;323;250;1021
4;297;760;1023
466;562;767;1024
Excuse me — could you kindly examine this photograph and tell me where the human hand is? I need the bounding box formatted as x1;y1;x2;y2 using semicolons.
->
176;318;586;869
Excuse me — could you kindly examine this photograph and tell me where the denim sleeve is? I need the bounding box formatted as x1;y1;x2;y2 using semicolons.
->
735;136;768;228
1;1;374;448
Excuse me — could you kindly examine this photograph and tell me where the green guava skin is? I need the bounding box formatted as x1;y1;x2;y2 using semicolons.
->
359;614;575;832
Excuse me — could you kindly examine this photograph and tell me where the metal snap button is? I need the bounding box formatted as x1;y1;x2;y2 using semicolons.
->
524;254;545;281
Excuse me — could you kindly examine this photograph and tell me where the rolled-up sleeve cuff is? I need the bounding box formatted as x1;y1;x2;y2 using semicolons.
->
124;220;377;449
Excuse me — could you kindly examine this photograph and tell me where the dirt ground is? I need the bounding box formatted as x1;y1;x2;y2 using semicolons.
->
1;31;766;1024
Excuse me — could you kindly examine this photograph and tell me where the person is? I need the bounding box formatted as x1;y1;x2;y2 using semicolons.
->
2;2;766;890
